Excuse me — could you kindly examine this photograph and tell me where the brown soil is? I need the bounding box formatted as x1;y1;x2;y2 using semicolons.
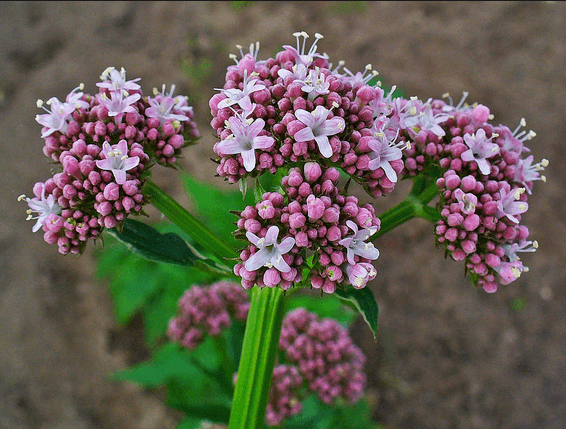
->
1;2;565;429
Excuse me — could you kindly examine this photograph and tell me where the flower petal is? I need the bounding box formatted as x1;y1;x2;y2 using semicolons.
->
241;150;256;172
264;225;279;245
293;127;315;143
253;135;275;150
318;117;345;136
112;169;127;185
245;248;272;272
295;109;314;127
217;138;244;155
314;135;333;158
272;255;291;273
277;237;295;255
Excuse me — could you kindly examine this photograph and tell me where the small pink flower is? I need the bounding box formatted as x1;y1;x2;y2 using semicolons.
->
245;226;295;273
96;140;140;185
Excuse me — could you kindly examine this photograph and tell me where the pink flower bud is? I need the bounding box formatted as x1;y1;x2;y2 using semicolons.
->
322;207;340;223
103;182;120;201
304;162;322;183
463;214;481;231
307;195;325;220
264;268;282;287
295;231;309;248
327;225;342;242
472;104;490;123
289;212;306;229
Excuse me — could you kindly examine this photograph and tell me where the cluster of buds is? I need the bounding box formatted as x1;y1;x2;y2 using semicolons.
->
232;162;381;294
168;282;367;427
20;67;200;254
267;308;367;426
209;32;407;198
167;281;250;350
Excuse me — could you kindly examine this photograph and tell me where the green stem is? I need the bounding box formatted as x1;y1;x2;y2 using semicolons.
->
143;180;285;428
373;178;441;240
143;179;237;264
228;287;286;429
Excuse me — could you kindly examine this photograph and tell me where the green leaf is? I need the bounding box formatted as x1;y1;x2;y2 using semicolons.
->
176;416;206;429
107;218;199;266
108;257;160;325
112;343;187;388
334;286;379;339
167;378;231;423
97;226;223;343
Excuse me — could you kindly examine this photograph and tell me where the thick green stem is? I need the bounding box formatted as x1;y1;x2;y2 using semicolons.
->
143;179;237;264
228;287;286;429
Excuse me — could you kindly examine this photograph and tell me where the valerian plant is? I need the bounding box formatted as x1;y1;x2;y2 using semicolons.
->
21;31;546;429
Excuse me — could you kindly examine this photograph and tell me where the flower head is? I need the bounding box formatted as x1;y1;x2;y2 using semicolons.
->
146;93;189;125
35;97;75;138
95;140;140;185
282;31;328;66
345;262;377;289
96;90;141;120
496;187;528;224
245;226;295;273
216;70;266;110
514;155;548;194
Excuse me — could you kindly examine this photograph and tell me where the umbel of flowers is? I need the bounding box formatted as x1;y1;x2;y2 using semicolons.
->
19;67;200;255
395;93;547;292
212;31;546;294
209;32;407;199
167;281;367;427
232;162;381;294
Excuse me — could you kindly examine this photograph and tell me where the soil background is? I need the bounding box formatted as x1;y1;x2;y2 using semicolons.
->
1;2;565;429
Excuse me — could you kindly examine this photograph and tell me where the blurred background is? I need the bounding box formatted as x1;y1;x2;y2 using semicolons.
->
1;2;565;428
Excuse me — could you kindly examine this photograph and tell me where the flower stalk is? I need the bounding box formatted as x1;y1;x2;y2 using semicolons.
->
228;286;286;429
144;178;286;429
143;179;237;263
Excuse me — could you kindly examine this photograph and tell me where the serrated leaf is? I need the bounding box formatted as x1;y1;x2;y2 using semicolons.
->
107;218;199;266
334;286;379;339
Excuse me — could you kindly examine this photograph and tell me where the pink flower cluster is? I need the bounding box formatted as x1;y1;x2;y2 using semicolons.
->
209;32;406;198
167;281;250;350
406;96;546;292
265;364;304;427
232;162;381;294
267;307;366;426
21;67;200;254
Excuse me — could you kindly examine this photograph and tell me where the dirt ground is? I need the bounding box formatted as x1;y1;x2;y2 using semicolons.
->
1;2;565;429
